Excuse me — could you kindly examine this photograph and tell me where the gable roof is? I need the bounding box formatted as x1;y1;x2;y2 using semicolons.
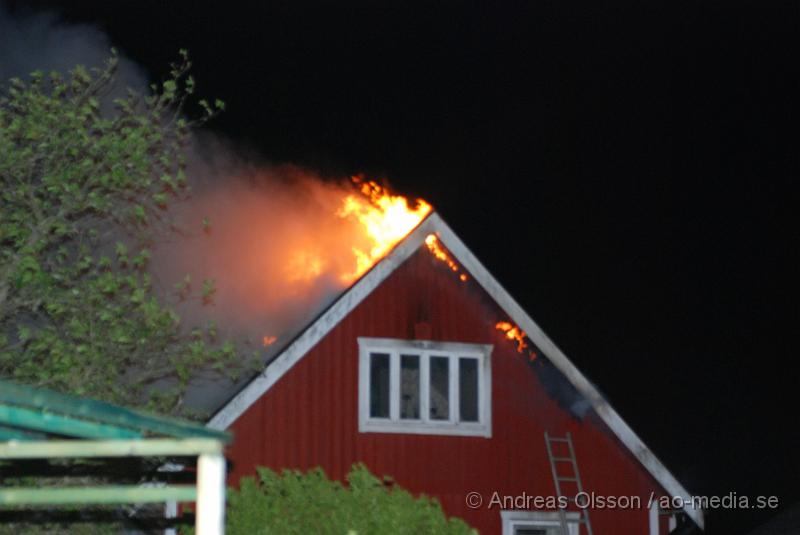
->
207;212;704;530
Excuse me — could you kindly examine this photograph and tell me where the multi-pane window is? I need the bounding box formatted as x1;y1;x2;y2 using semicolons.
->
358;338;492;437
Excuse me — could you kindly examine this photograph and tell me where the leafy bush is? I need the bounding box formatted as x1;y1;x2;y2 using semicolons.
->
226;463;476;535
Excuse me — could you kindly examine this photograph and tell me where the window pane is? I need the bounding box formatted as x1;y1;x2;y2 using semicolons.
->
400;354;420;419
459;358;479;422
370;353;390;418
429;356;449;420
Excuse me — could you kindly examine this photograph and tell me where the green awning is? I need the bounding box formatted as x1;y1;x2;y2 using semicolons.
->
0;379;230;442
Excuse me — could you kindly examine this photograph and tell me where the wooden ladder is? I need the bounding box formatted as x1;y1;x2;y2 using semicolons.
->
544;431;594;535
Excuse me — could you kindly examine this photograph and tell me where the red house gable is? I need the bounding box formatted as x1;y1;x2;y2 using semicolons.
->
209;213;703;534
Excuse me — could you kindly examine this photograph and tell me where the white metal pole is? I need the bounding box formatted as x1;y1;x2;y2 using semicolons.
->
196;453;226;535
163;499;178;535
649;499;659;535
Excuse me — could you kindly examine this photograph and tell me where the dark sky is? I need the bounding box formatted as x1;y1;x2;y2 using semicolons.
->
4;1;797;533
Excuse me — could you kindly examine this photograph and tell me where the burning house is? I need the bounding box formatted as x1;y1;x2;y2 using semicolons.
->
198;181;703;534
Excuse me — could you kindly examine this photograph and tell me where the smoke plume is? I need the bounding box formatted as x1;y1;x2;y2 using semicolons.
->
1;4;383;351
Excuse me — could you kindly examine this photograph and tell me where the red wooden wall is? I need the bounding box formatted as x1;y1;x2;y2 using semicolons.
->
224;245;669;534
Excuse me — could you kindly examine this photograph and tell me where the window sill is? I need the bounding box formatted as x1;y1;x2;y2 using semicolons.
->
359;418;491;438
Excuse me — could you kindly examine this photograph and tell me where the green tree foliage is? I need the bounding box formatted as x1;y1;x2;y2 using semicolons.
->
0;51;245;414
226;463;476;535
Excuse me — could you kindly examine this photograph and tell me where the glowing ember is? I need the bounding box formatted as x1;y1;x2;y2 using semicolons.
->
425;234;468;282
495;321;537;361
337;177;432;282
496;321;527;352
262;335;278;347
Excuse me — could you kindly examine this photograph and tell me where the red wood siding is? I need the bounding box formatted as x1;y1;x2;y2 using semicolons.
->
225;246;669;534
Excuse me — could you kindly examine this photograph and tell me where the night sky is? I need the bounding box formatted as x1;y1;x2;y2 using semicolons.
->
4;1;797;533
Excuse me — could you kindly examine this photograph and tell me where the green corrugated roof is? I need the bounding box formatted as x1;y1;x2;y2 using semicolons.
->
0;379;230;442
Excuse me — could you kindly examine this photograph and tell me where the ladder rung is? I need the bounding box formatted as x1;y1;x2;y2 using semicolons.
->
548;437;571;443
551;456;574;462
557;476;579;482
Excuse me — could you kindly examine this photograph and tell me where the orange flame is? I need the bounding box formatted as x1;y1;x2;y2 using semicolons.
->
425;234;468;282
285;250;325;283
262;335;278;347
336;177;432;282
495;321;537;361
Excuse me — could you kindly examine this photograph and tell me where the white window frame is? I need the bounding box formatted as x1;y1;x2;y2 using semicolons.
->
500;510;581;535
358;337;492;437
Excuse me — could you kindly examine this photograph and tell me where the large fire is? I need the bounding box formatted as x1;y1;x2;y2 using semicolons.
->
336;178;432;282
273;176;432;291
159;170;446;350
